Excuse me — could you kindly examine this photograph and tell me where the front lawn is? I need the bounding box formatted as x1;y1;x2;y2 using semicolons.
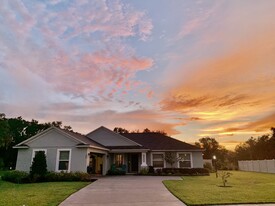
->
163;171;275;205
0;171;90;206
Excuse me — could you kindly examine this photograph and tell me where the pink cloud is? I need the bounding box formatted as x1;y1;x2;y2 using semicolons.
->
0;0;154;103
177;2;220;39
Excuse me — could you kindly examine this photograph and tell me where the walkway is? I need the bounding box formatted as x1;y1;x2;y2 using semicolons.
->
59;175;185;206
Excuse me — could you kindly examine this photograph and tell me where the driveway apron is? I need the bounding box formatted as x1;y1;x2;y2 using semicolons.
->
59;176;186;206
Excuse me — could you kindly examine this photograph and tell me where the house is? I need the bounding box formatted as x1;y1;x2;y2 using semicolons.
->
14;126;203;175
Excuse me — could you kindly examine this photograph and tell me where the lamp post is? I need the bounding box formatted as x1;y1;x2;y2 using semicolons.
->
212;155;218;178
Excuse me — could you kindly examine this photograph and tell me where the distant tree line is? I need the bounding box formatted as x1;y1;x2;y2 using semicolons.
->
113;127;167;135
0;113;73;169
195;137;236;170
235;128;275;160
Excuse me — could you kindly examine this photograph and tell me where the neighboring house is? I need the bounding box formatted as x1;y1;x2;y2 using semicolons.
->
14;126;203;175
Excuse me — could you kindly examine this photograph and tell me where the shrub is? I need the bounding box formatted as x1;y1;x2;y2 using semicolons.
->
107;169;126;175
30;151;47;178
45;171;91;182
203;162;213;172
139;167;149;175
0;158;4;170
148;166;155;174
162;168;209;176
2;171;92;183
1;170;30;183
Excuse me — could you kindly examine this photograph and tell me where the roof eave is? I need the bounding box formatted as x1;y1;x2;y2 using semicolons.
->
76;144;109;151
110;149;150;153
151;149;203;152
13;145;29;149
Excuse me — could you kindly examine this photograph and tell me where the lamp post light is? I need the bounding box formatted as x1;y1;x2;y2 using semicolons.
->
212;155;218;178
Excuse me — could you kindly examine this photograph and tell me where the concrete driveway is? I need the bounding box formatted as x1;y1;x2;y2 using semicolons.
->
59;176;186;206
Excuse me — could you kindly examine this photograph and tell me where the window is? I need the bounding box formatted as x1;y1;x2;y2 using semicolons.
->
152;153;164;167
32;149;47;163
114;154;124;167
56;149;71;172
178;153;192;168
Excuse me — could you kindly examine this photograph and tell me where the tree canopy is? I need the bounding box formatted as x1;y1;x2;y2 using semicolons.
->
235;128;275;160
0;113;73;169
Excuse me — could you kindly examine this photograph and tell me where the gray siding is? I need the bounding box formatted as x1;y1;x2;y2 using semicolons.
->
15;149;32;171
16;130;89;172
146;151;203;168
191;152;203;168
28;130;78;148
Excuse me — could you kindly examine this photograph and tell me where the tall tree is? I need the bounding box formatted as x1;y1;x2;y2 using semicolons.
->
196;137;220;159
113;127;129;134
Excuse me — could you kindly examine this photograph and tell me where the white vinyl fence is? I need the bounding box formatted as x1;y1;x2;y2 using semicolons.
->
238;160;275;173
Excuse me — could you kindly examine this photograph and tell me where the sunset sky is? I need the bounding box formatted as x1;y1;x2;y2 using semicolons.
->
1;0;275;150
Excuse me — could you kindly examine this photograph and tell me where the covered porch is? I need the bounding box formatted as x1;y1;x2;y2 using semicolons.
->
109;148;149;174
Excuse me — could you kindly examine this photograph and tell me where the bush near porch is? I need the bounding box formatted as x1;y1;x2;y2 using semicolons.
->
140;167;209;176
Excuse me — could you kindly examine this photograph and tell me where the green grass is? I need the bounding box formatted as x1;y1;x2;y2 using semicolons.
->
163;171;275;206
0;171;90;206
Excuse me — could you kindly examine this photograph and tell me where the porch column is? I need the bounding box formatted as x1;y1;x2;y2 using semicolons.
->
141;152;148;167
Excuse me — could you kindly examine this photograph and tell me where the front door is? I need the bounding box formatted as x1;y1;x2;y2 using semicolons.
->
128;153;139;173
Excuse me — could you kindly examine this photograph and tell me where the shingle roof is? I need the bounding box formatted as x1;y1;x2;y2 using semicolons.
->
122;133;202;151
61;129;107;149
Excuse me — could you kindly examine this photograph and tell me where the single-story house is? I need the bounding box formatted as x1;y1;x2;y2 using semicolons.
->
14;126;203;175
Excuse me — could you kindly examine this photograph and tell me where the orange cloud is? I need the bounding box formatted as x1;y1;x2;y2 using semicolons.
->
224;113;275;133
161;29;275;138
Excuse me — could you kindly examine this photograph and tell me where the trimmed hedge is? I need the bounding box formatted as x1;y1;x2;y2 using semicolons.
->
147;168;209;176
45;171;91;182
1;171;30;183
1;171;93;184
107;169;126;175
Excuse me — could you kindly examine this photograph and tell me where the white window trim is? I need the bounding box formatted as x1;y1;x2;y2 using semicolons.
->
32;149;47;163
177;152;193;168
56;149;72;172
151;152;166;168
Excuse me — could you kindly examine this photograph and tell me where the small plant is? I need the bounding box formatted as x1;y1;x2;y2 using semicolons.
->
219;171;232;187
203;162;213;172
139;167;149;175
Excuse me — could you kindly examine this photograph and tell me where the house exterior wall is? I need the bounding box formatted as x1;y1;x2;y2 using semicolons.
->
16;147;88;172
146;151;203;169
16;130;89;172
191;151;204;168
16;149;32;171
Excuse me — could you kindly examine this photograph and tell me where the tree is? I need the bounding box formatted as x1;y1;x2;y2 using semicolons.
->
0;119;12;150
113;127;129;134
143;128;151;133
164;152;182;168
30;151;47;178
196;137;236;169
195;137;220;159
0;113;74;168
235;128;275;160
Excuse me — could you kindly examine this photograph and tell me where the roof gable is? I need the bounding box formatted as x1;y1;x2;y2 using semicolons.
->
14;127;108;151
122;133;202;151
86;126;141;147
